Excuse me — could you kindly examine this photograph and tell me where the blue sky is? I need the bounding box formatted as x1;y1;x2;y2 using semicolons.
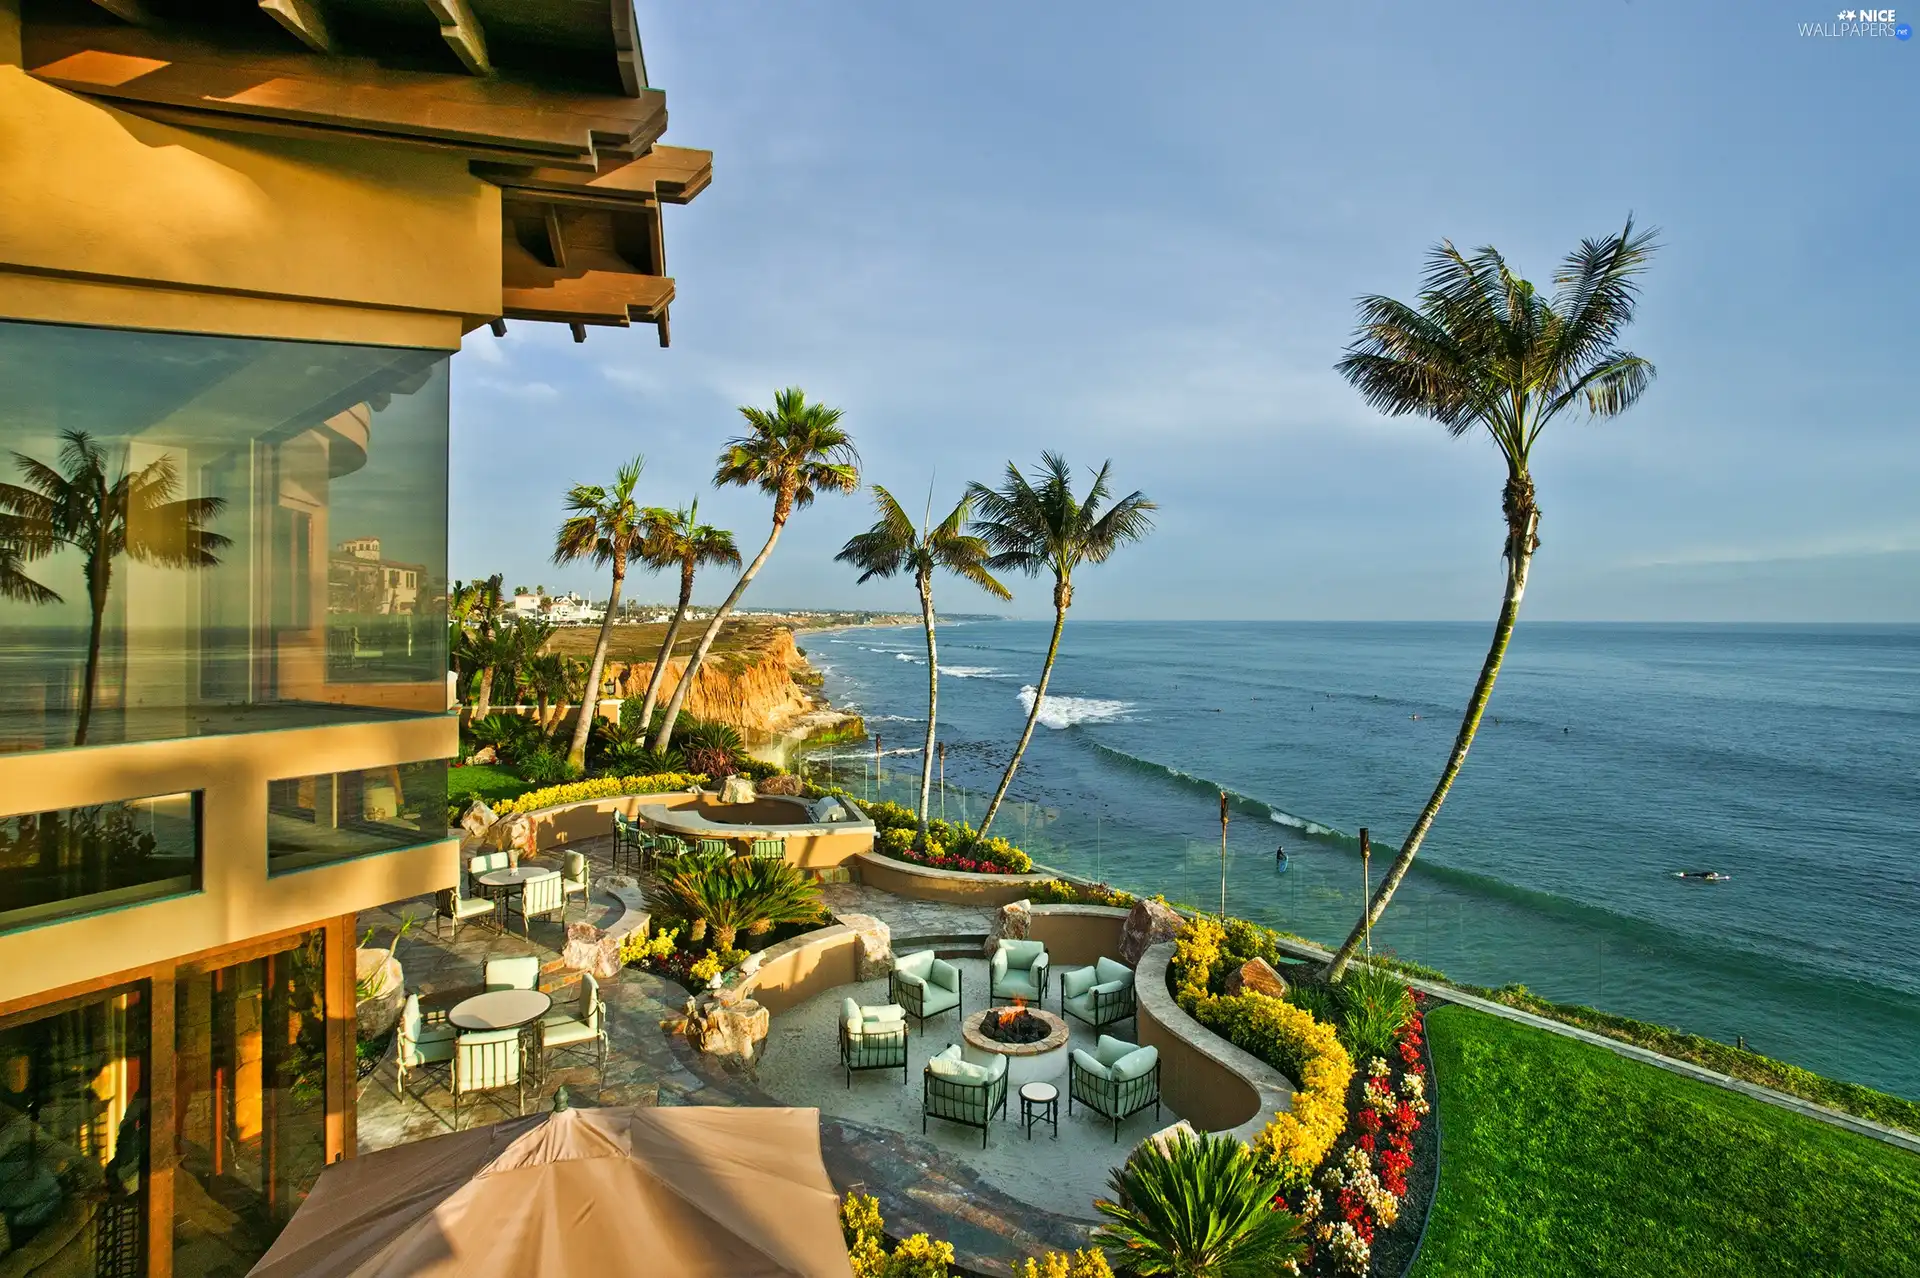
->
450;1;1917;622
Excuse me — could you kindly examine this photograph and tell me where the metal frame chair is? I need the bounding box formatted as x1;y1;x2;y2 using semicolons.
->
394;993;454;1097
838;998;908;1087
890;951;963;1032
750;837;786;861
483;954;541;991
451;1028;524;1129
561;850;590;915
508;870;566;938
1059;957;1137;1034
435;878;498;940
922;1047;1008;1148
542;973;609;1084
695;837;733;857
1069;1041;1162;1142
611;812;646;876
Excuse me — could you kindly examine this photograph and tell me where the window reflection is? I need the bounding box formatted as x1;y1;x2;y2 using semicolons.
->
0;796;199;934
267;761;449;874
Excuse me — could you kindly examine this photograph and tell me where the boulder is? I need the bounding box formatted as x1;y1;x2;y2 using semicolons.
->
841;913;893;981
982;898;1032;957
1224;956;1290;1000
562;922;625;980
486;813;536;862
689;996;770;1063
468;745;498;766
760;773;803;796
353;949;405;1039
1118;898;1184;967
459;799;499;841
719;774;757;805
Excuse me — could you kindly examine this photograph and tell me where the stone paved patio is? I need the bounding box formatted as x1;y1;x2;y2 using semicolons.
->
355;848;1116;1273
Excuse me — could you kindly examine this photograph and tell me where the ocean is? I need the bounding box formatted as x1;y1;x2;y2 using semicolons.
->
800;620;1920;1100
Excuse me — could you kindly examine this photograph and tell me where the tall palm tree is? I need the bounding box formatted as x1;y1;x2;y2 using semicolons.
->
1321;218;1658;982
631;500;741;739
836;485;1010;832
450;574;506;716
650;387;859;752
1092;1129;1303;1277
0;430;229;746
553;455;648;773
966;453;1154;835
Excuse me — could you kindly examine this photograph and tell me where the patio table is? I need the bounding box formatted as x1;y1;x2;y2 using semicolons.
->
450;988;553;1087
475;863;550;908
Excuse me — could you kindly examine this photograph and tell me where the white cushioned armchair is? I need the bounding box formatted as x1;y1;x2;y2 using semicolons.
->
838;997;909;1086
890;950;963;1030
1060;956;1136;1033
989;938;1049;1006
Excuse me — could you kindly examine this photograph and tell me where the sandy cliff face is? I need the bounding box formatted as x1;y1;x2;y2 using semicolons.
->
602;627;817;735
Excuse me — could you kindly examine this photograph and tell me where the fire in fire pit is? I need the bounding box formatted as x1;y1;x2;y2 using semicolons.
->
981;998;1050;1045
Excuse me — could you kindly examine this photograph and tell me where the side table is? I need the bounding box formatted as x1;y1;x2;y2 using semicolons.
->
1019;1081;1059;1141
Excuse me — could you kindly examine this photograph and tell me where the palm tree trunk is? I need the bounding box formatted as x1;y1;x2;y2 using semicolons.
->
637;563;695;737
474;666;494;719
567;562;624;771
978;585;1070;836
74;554;110;747
1323;510;1538;982
916;569;938;834
650;519;787;752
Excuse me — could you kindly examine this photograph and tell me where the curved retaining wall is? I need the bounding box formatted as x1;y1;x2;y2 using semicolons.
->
510;792;875;869
1027;904;1129;968
851;851;1051;905
729;923;861;1016
1134;940;1296;1141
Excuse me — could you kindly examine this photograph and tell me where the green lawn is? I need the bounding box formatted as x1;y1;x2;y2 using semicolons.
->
1415;1005;1920;1278
448;763;531;811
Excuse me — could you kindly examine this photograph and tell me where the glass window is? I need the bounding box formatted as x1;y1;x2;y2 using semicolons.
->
0;984;151;1278
0;795;199;934
0;319;450;753
172;934;329;1273
266;760;449;874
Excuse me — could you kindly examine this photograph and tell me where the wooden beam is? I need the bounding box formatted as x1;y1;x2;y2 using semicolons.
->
609;1;647;95
87;0;154;24
426;0;490;76
543;204;568;269
488;318;507;337
569;322;587;343
259;0;333;54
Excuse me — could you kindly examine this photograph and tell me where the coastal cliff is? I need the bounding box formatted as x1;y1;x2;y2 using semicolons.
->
601;625;822;735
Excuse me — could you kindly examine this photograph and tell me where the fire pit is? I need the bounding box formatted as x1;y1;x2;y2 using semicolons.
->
961;1005;1070;1088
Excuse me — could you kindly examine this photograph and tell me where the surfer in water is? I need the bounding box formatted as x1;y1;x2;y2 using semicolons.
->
1275;844;1290;871
1674;870;1731;882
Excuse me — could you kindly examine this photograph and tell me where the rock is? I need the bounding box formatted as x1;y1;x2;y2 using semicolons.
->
459;800;499;841
353;950;405;1039
562;922;627;980
1136;1120;1201;1161
468;745;498;766
486;813;536;861
1118;898;1184;967
760;773;803;796
688;996;769;1062
840;913;892;981
719;774;757;805
1225;956;1290;1000
982;898;1032;957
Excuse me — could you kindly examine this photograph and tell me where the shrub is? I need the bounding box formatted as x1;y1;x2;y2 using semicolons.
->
734;756;782;782
616;925;679;967
1022;1251;1113;1278
682;743;737;780
467;712;545;761
600;741;685;777
842;1193;953;1278
1092;1127;1305;1276
760;772;804;796
1338;965;1415;1063
1285;981;1341;1029
865;799;918;832
644;855;824;951
519;745;575;785
492;772;707;815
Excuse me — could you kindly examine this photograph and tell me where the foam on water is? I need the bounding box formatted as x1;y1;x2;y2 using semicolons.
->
1017;685;1136;729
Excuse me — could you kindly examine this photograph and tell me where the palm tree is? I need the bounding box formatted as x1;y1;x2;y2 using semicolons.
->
1092;1129;1303;1277
650;387;859;752
0;430;229;746
966;453;1154;836
552;455;648;773
631;500;741;739
836;485;1009;832
1321;218;1658;982
450;575;507;716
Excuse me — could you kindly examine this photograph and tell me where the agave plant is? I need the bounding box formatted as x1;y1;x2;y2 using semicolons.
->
1093;1130;1303;1278
601;741;687;777
644;855;823;951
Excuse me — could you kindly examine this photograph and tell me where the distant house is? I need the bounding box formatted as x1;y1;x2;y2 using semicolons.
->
329;537;425;615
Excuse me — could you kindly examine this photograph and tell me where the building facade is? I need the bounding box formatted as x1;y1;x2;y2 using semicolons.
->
0;2;706;1273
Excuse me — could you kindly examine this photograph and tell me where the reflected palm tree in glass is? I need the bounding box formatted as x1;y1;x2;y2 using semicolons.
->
0;430;230;745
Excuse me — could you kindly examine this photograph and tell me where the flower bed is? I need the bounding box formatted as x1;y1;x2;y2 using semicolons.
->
491;771;708;815
848;795;1036;874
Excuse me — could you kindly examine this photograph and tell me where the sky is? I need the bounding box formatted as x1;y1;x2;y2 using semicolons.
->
449;0;1919;623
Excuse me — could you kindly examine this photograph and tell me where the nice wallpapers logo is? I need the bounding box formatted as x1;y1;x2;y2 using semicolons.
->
1799;8;1913;36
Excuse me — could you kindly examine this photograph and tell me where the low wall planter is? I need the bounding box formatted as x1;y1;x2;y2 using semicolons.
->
1134;940;1295;1143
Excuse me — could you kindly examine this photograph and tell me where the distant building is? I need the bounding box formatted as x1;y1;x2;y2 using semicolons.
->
329;537;425;615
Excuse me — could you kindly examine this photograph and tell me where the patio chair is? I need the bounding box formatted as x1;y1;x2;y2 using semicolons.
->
989;939;1050;1006
750;837;786;861
542;973;608;1083
838;997;908;1087
467;849;509;895
435;877;497;941
1059;956;1136;1033
483;954;541;992
695;837;732;857
922;1044;1008;1148
1068;1034;1161;1142
508;870;566;938
890;950;963;1031
394;993;454;1095
452;1028;524;1129
561;850;591;914
611;812;645;875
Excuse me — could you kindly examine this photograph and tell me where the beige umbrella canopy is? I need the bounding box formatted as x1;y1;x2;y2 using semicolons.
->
249;1105;852;1278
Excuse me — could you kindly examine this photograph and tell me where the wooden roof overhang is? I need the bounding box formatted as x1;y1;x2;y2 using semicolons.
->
21;0;710;343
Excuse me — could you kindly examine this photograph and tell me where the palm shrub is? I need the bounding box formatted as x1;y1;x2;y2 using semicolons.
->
644;855;823;951
468;712;544;762
1093;1129;1304;1277
679;720;745;780
1337;964;1415;1062
519;745;572;786
601;741;686;777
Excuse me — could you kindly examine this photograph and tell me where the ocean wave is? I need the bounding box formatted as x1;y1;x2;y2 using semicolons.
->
1086;742;1346;837
938;665;1003;678
865;713;923;724
1017;685;1136;730
894;652;925;664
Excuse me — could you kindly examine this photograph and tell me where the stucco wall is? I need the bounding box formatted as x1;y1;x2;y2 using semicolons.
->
516;792;875;869
0;715;460;1008
851;852;1051;906
1134;940;1295;1141
1028;905;1129;968
734;924;860;1017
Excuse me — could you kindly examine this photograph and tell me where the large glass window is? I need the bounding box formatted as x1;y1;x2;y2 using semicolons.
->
0;985;151;1278
0;320;450;752
0;795;199;934
172;935;329;1274
266;760;449;874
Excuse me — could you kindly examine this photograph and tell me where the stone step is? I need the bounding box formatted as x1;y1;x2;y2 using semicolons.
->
891;933;988;961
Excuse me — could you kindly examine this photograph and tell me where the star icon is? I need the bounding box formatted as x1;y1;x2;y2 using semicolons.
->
1838;8;1856;17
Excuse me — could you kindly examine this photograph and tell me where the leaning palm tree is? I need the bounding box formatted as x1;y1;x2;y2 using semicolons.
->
650;388;859;752
0;430;229;745
552;455;648;773
836;485;1010;832
631;500;741;739
1321;218;1658;982
1092;1129;1303;1277
966;454;1154;835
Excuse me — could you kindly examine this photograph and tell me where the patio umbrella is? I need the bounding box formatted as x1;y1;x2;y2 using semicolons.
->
247;1104;851;1278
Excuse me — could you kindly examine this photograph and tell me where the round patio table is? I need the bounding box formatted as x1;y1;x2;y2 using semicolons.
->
448;988;552;1032
475;864;550;891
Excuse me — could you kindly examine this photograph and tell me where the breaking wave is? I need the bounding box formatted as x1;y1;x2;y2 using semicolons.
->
938;665;1003;678
1016;685;1136;730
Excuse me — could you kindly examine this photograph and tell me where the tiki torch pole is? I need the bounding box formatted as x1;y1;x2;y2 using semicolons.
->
1219;791;1230;920
938;741;947;822
1360;827;1372;960
873;735;881;801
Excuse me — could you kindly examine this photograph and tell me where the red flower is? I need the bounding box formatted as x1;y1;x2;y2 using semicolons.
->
1357;1108;1382;1134
1356;1134;1376;1154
